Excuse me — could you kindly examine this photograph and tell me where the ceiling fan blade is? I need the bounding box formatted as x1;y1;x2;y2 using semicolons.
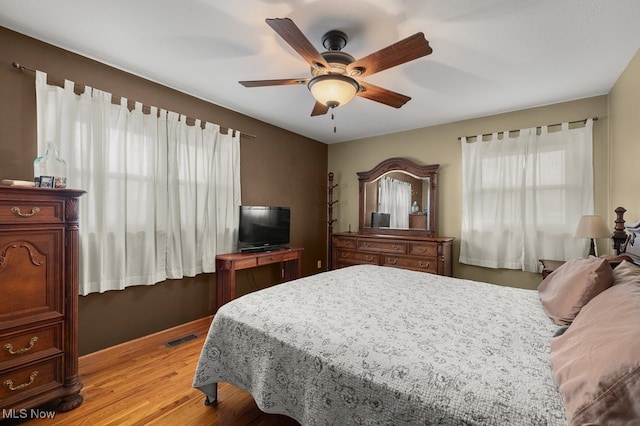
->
266;18;330;71
239;78;309;87
357;81;411;108
346;33;432;78
311;102;329;116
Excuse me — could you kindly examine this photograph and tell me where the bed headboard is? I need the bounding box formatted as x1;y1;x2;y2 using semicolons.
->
612;206;640;264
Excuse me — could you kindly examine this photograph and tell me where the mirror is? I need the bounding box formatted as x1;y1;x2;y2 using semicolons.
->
358;158;439;237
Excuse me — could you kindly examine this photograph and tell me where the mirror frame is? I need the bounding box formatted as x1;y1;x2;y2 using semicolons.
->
358;157;439;237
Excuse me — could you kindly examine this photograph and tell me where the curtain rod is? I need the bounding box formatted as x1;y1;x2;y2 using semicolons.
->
457;116;599;141
11;62;257;139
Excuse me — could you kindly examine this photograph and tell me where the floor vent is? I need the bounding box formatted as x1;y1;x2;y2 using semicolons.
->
165;333;198;348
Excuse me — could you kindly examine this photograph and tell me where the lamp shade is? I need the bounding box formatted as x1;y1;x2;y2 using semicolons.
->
307;75;359;108
574;215;610;238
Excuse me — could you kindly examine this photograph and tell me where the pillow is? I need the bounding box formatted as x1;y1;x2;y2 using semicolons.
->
537;257;613;325
612;259;640;286
550;283;640;425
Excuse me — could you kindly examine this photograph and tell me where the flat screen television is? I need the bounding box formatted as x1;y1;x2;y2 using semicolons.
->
238;205;290;252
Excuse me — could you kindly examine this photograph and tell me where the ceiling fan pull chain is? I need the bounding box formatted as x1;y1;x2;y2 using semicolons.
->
331;106;337;133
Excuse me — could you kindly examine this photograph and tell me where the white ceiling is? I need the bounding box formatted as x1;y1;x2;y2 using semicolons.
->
2;0;640;144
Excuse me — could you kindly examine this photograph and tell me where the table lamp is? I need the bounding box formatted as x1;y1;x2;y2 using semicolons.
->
574;215;610;256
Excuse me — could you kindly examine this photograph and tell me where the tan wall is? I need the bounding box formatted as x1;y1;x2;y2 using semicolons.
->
609;49;640;219
0;27;328;354
329;96;610;290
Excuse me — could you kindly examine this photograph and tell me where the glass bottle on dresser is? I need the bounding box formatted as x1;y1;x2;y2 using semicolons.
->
34;142;68;188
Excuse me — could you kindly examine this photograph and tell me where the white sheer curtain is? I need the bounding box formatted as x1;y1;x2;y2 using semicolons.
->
165;112;241;278
460;120;593;272
35;71;240;295
378;176;411;228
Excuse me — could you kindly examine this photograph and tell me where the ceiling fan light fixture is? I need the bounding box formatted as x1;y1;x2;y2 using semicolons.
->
307;74;359;108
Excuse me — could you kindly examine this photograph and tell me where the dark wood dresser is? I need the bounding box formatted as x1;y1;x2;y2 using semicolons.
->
0;187;84;413
332;232;454;276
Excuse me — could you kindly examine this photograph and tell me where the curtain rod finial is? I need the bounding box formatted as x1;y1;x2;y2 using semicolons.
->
11;62;22;70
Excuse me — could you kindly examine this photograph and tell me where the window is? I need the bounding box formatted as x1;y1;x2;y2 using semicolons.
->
36;72;240;294
460;121;594;272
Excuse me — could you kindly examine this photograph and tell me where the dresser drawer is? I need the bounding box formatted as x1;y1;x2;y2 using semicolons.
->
408;242;438;257
1;324;62;365
357;239;407;254
335;249;379;265
257;252;285;265
0;199;65;224
333;236;357;249
382;255;438;274
282;250;300;261
0;357;62;406
227;257;258;269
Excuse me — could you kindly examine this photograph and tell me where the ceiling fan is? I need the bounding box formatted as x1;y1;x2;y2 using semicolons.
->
240;18;433;117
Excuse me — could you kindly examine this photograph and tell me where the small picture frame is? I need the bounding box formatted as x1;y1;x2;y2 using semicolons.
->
38;176;55;188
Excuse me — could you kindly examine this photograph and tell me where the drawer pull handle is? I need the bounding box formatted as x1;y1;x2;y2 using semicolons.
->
4;336;39;355
362;242;370;247
11;206;41;218
341;253;350;258
419;262;430;268
419;247;427;252
4;371;38;391
365;255;374;261
388;258;398;265
392;245;400;250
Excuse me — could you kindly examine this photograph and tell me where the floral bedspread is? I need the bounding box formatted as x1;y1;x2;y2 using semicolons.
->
193;264;566;425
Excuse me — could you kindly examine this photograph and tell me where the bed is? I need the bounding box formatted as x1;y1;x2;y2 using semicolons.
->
193;210;640;425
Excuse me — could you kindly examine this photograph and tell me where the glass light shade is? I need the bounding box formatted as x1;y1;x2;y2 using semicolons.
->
307;75;359;108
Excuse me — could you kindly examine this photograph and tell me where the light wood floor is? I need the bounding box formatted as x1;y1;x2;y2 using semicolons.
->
20;316;300;426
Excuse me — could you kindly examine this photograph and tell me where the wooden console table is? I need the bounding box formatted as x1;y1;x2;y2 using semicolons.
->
215;247;304;311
